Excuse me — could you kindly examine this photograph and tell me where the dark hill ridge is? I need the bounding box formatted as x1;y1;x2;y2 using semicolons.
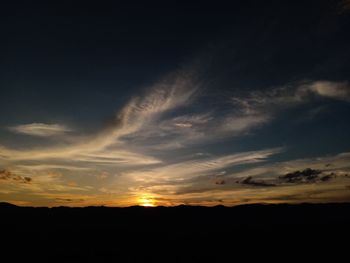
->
2;202;350;261
2;202;350;228
0;201;18;208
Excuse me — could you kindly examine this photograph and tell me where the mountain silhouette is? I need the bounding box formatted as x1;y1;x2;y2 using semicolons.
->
1;202;349;261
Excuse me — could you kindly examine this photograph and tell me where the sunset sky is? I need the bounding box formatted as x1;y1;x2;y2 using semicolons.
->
1;0;350;207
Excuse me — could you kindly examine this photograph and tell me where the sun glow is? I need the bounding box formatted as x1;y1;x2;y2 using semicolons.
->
138;196;156;207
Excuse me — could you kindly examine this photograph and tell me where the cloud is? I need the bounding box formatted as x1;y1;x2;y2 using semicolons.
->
162;151;350;199
55;198;85;202
231;80;350;112
225;80;350;137
4;74;340;176
167;113;213;130
1;47;349;208
120;147;283;193
0;65;205;206
116;81;348;154
279;168;322;183
221;114;270;133
96;148;282;200
306;81;350;101
0;169;32;184
123;110;271;152
239;176;276;187
0;168;93;196
9;123;72;137
0;145;161;167
121;112;214;150
97;171;110;180
237;168;337;187
228;152;350;187
174;123;193;128
0;67;200;167
15;164;91;171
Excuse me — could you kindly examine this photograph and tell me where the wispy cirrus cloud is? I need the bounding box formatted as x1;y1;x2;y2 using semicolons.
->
93;147;284;203
224;151;350;182
1;55;349;207
229;80;350;126
9;123;72;137
232;80;349;109
148;151;350;205
0;68;199;166
307;81;350;101
2;79;347;176
111;148;284;195
112;80;345;155
121;110;270;152
221;114;270;133
15;164;92;172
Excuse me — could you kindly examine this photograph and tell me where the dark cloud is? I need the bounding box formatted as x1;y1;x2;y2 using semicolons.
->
237;168;339;188
277;168;341;185
24;177;32;183
320;174;335;182
239;176;276;187
279;168;322;183
55;198;85;202
0;169;32;184
0;170;11;180
215;179;226;185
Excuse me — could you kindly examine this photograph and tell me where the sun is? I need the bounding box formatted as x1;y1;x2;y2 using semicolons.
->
138;196;156;207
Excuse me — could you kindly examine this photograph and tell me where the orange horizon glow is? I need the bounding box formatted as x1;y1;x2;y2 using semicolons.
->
137;195;156;207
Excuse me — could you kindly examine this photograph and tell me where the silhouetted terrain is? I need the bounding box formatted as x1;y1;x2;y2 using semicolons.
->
2;203;350;262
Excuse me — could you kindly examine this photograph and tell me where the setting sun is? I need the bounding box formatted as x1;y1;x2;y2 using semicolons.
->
138;196;156;207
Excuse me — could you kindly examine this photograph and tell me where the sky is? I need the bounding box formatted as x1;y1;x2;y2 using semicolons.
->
1;0;350;207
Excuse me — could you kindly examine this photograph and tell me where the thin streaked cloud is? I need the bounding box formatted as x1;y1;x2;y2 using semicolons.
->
9;123;72;137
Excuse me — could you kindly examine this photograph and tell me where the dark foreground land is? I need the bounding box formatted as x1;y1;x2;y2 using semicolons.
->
1;202;350;262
